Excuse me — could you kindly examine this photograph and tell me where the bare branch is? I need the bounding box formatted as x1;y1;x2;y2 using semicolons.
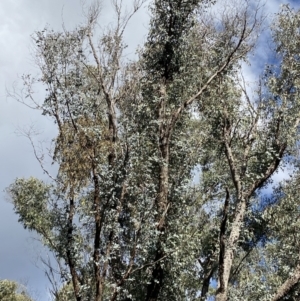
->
16;125;59;184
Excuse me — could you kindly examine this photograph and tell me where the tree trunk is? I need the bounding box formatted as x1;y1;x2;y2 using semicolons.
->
216;200;246;301
146;133;169;301
92;163;103;301
67;198;82;301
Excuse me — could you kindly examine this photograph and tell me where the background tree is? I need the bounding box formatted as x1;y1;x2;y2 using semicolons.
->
0;280;34;301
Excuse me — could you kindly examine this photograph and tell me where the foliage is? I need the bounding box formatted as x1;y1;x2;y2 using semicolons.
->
0;280;33;301
6;1;300;301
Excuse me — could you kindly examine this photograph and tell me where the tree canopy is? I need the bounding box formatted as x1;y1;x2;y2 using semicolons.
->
0;280;34;301
6;0;300;300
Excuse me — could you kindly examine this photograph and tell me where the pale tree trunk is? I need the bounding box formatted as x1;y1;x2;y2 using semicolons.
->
216;200;246;301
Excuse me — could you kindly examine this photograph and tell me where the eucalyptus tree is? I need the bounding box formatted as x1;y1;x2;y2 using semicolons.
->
7;1;300;301
9;1;150;299
194;4;300;301
134;0;264;299
0;280;33;301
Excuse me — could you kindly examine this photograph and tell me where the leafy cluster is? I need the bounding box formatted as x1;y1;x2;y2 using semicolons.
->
0;280;33;301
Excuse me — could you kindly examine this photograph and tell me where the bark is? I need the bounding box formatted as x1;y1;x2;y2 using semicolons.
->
146;143;169;301
67;198;82;301
217;188;230;297
216;200;247;301
92;162;102;301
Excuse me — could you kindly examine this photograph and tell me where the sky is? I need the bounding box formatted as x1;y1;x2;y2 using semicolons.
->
0;0;300;300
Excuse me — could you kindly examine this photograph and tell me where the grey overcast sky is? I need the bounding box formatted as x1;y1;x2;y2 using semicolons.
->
0;0;299;300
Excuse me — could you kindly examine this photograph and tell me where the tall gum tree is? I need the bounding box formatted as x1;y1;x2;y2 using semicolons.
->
195;5;300;301
7;1;300;301
0;280;34;301
139;0;261;299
